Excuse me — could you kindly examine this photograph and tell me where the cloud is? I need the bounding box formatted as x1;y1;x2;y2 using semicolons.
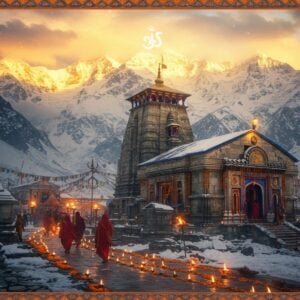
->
289;11;300;24
174;12;296;40
0;19;76;47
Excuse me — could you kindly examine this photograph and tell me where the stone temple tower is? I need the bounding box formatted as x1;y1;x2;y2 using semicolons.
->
115;65;194;199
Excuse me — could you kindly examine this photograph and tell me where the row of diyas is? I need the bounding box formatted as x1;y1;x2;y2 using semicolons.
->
109;251;273;293
26;230;108;292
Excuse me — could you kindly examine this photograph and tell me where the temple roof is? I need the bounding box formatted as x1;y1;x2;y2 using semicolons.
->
126;84;190;101
139;129;298;166
126;64;190;101
0;183;17;203
148;83;191;96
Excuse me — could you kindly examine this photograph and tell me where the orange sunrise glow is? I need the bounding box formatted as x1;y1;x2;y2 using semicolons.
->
0;10;299;75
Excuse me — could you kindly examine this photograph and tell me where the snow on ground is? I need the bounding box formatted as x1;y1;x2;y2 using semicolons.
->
115;234;300;283
3;243;85;291
114;243;149;252
2;244;33;255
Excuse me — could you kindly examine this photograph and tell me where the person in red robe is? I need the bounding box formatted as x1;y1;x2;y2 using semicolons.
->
59;214;75;254
74;211;85;248
252;200;260;220
43;212;52;237
95;212;112;263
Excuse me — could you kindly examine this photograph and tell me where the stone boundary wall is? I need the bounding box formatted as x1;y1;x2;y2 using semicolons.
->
0;292;299;299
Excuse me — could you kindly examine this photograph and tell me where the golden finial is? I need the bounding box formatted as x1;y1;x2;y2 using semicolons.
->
155;63;163;85
252;118;258;130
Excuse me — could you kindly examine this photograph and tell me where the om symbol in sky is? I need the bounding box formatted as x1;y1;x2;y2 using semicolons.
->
143;27;163;50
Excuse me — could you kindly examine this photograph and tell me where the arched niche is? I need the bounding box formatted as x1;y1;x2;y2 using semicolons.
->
244;146;268;166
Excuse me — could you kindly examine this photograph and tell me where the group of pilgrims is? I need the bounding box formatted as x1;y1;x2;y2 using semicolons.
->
14;209;113;263
58;211;113;263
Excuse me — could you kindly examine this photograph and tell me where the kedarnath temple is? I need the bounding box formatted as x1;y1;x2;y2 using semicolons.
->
114;65;299;224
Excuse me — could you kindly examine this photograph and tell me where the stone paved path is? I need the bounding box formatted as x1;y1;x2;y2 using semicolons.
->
44;235;213;292
41;234;288;293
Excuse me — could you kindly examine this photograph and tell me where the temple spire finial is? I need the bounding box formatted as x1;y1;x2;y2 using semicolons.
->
155;63;164;85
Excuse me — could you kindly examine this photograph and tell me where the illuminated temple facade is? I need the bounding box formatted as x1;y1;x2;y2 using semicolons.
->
114;69;299;223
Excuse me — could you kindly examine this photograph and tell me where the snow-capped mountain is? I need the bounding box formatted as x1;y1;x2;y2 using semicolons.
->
0;52;299;189
0;57;119;92
0;95;70;176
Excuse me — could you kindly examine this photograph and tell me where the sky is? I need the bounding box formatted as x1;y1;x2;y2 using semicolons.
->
0;10;299;69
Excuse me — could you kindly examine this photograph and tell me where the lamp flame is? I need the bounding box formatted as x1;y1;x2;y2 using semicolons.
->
211;275;215;283
176;216;186;225
267;287;271;293
85;269;90;276
188;274;191;281
223;263;228;272
250;286;255;293
99;279;104;287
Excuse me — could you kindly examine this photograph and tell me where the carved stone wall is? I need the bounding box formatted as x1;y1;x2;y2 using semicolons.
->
115;102;193;198
138;131;298;223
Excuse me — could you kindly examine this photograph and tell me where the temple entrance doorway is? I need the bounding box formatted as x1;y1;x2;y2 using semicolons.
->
245;183;263;221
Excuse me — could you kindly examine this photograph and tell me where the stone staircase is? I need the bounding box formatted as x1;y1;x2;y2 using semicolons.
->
261;223;300;250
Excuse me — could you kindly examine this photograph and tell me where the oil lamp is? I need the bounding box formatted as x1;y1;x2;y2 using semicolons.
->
130;260;133;267
222;263;229;278
85;269;90;278
99;279;104;288
211;275;215;284
250;286;255;293
173;271;177;277
188;274;191;281
151;267;154;272
223;263;228;272
116;257;120;263
267;287;271;293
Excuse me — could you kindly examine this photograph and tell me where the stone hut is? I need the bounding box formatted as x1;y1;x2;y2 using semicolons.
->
142;202;174;233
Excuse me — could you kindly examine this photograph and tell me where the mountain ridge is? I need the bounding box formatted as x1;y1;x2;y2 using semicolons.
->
0;52;299;186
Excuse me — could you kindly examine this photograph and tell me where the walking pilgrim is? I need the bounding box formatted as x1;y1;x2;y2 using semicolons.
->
59;214;75;254
74;211;86;248
95;211;112;263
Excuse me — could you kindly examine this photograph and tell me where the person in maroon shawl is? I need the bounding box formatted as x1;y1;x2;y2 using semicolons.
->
43;212;52;237
59;214;75;254
252;200;260;220
74;211;86;248
95;212;112;263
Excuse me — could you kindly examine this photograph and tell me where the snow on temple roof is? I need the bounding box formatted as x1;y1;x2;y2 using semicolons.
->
140;130;251;166
140;129;298;166
143;202;174;211
0;183;17;202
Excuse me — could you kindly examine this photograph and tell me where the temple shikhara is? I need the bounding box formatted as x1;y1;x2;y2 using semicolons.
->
114;65;299;224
